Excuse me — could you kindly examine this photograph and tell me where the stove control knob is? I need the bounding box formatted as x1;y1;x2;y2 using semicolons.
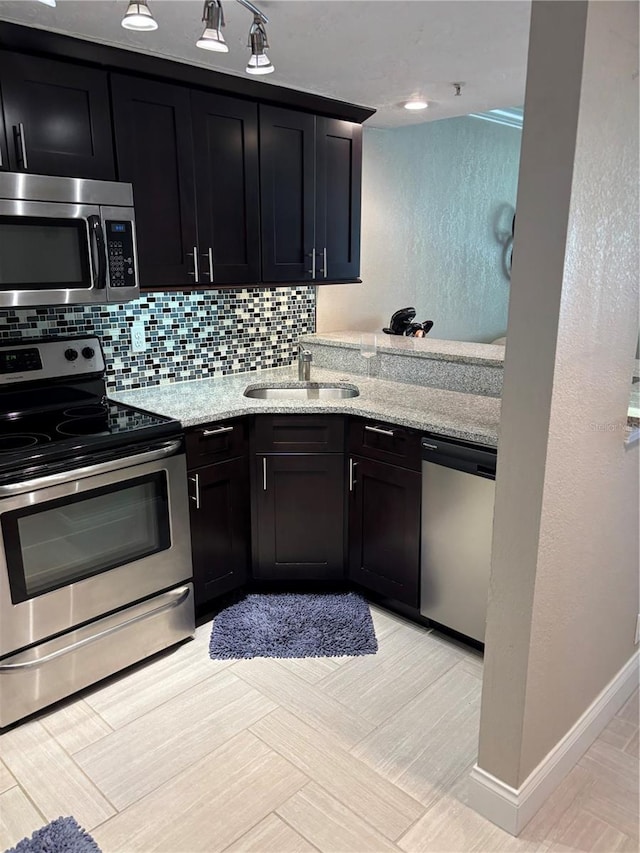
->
82;347;95;360
64;348;79;362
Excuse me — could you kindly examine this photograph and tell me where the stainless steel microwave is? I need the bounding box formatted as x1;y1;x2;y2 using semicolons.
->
0;172;139;308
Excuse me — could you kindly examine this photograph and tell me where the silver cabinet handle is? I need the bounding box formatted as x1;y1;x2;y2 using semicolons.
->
201;425;234;437
323;247;327;279
364;425;395;437
189;473;200;510
208;247;214;280
422;443;439;452
187;246;199;282
262;457;267;490
0;586;191;671
307;248;316;279
15;123;28;170
349;458;358;491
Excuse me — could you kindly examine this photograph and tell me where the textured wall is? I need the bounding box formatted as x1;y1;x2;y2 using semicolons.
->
477;0;639;794
0;287;316;392
316;115;521;342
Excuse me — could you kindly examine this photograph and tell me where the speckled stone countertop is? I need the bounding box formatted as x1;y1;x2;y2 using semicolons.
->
299;331;506;367
110;365;501;447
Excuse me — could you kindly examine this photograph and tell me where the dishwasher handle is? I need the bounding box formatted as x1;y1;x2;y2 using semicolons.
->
421;435;496;478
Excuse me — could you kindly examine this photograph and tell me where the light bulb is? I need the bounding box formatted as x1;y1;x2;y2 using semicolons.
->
246;53;274;75
36;0;56;7
122;1;158;32
404;100;428;111
196;27;229;51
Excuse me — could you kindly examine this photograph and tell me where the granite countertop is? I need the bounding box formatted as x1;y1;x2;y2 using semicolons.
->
299;331;506;367
111;365;502;447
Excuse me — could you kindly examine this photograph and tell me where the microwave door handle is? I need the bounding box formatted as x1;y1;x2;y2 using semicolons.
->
88;215;107;289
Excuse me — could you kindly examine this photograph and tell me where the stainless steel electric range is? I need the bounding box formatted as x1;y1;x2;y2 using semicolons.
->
0;336;194;728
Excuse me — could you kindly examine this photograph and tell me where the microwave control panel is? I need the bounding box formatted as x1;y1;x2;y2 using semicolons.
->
106;220;136;288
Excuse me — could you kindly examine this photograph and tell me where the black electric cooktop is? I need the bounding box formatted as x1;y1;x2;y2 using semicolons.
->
0;336;181;483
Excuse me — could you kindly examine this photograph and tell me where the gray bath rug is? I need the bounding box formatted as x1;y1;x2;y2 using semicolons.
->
209;592;378;660
5;816;102;853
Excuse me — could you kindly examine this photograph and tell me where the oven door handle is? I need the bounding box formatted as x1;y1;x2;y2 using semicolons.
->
0;439;183;497
0;585;191;671
88;215;107;289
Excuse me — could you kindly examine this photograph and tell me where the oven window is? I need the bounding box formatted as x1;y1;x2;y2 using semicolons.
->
2;473;170;603
0;216;92;290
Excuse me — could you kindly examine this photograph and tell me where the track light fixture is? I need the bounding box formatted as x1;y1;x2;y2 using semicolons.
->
115;0;274;76
246;13;274;76
121;1;158;32
197;0;228;53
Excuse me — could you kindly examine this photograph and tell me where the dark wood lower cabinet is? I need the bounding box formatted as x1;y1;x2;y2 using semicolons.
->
252;454;345;580
188;456;250;606
348;455;421;607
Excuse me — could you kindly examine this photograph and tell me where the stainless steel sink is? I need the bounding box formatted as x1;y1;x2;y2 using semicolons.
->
244;383;359;400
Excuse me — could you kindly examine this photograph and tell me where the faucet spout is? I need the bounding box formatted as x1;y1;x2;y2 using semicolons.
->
297;343;312;381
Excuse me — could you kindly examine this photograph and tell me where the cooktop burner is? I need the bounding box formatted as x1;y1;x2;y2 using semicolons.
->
63;404;109;418
0;433;51;452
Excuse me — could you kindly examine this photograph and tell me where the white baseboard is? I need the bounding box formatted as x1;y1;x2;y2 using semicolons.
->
468;650;639;836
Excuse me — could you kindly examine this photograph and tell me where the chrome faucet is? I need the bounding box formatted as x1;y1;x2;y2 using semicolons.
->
298;343;312;381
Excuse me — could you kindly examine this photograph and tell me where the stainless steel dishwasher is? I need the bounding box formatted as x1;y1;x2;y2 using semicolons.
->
420;435;497;644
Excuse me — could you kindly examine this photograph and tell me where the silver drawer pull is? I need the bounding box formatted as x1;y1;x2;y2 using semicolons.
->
189;473;200;509
263;457;267;491
201;426;234;437
0;586;191;671
364;425;395;438
0;439;182;497
423;443;439;452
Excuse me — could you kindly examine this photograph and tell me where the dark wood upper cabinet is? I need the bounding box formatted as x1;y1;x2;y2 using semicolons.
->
259;106;361;284
259;105;316;283
315;118;362;281
191;92;260;285
111;74;197;288
0;51;114;180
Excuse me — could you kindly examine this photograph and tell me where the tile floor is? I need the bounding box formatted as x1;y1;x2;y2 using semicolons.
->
0;606;637;853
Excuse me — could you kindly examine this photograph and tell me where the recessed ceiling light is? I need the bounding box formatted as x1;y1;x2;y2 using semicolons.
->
404;100;428;111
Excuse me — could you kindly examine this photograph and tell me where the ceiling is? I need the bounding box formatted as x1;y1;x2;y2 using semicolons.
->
0;0;531;128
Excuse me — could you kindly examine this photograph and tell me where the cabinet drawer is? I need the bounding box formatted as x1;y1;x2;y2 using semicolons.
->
186;419;247;467
349;418;421;471
253;415;345;453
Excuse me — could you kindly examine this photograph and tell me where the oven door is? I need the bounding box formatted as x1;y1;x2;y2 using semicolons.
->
0;441;193;657
0;199;107;308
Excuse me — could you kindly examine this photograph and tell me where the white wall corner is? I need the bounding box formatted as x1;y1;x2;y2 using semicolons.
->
468;650;639;836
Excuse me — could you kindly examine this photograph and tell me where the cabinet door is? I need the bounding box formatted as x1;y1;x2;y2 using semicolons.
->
0;51;114;179
253;454;345;580
111;74;197;288
315;118;362;281
349;456;420;607
191;92;260;285
259;106;315;282
189;457;250;606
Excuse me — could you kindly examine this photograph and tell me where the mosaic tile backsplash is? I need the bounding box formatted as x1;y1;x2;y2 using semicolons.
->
0;287;316;392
